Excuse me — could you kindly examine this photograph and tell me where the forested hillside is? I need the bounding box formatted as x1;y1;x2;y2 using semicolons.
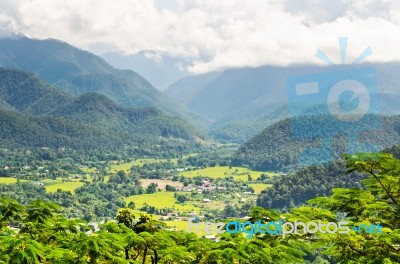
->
256;160;364;209
0;68;73;114
0;67;205;152
168;63;400;142
233;114;400;170
0;37;208;127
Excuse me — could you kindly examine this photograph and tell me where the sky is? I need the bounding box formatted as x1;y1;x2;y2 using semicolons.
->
1;0;400;73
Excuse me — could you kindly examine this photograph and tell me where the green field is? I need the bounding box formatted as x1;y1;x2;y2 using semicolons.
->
109;161;136;173
40;179;62;185
179;166;277;181
0;177;17;184
110;158;178;173
125;192;199;212
109;155;197;173
45;181;84;193
133;158;179;166
79;167;97;173
248;183;272;193
163;220;190;232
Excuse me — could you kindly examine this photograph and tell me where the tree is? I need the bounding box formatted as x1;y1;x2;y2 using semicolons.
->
116;208;136;229
165;185;176;192
223;205;238;218
127;201;136;209
146;183;157;194
25;200;61;224
176;194;188;204
0;236;45;264
299;153;400;263
0;196;25;226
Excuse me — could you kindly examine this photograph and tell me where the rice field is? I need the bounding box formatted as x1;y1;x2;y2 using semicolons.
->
179;166;278;181
248;183;272;193
125;191;200;212
163;220;190;232
109;154;197;173
109;161;136;173
0;177;18;184
45;181;84;193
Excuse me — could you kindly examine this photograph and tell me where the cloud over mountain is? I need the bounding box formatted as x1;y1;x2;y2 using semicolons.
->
1;0;400;73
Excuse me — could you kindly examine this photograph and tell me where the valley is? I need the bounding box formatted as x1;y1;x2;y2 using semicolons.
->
0;34;399;263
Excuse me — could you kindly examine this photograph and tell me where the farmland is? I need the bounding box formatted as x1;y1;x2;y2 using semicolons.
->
248;183;272;193
45;181;85;193
0;177;84;193
178;166;278;181
0;177;18;184
109;157;180;173
140;179;183;190
125;192;200;212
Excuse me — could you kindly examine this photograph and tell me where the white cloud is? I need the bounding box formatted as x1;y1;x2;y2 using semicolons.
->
0;0;400;73
144;51;163;64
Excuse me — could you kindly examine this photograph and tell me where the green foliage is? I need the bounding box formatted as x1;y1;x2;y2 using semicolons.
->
291;152;400;263
0;198;309;264
1;151;399;263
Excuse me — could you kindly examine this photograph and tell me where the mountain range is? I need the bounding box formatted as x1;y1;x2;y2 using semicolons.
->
0;67;204;152
2;35;400;163
0;36;209;128
166;63;400;142
100;50;190;91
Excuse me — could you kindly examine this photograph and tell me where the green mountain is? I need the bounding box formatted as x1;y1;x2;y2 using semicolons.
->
232;114;400;171
53;93;202;141
0;36;208;127
165;72;221;104
168;64;400;142
0;109;114;150
167;66;310;122
209;104;290;143
0;67;73;114
0;67;205;151
256;160;365;210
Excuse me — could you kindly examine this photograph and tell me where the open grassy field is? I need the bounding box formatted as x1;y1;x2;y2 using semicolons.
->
109;154;198;173
109;161;136;173
125;192;199;212
134;158;179;166
45;181;84;193
163;220;190;232
40;179;63;185
109;158;178;173
79;167;97;173
179;166;278;181
0;177;18;184
248;183;272;193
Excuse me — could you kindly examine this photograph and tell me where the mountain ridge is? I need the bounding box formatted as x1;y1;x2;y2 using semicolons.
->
0;67;205;151
232;114;400;171
0;36;210;128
